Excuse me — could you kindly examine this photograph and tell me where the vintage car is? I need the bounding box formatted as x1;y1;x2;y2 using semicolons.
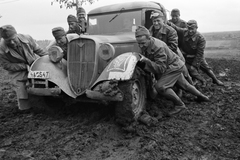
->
27;1;167;123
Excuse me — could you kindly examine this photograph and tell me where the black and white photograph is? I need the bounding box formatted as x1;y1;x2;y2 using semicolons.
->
0;0;240;159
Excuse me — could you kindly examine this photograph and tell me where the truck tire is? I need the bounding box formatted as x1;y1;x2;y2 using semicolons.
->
115;67;146;125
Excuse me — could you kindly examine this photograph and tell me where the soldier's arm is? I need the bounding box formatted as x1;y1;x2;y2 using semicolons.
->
167;21;185;35
0;54;28;72
46;40;57;51
28;35;47;57
142;47;167;76
192;35;206;68
180;21;187;28
167;27;178;53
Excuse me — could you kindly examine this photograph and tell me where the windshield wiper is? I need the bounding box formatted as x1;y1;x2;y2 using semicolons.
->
109;8;125;22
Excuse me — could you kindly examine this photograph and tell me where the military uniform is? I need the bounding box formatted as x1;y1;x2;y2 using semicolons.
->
135;25;209;115
47;28;80;60
169;19;187;29
168;20;223;86
77;7;87;34
140;37;209;112
67;15;82;35
169;8;187;29
149;21;192;84
0;28;46;110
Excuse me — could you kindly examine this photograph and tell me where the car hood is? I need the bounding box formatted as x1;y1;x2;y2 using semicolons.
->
79;32;137;44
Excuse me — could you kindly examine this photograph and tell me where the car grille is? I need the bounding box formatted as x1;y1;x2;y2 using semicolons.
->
68;39;96;95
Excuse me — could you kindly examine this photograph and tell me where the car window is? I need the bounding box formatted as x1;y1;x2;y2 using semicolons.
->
88;10;142;35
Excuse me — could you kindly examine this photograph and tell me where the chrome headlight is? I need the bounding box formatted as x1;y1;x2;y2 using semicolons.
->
98;43;115;61
48;46;64;63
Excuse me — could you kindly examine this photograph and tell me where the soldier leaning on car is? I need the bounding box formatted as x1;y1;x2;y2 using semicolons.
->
167;20;224;86
46;27;80;60
148;10;193;85
0;25;47;111
135;26;209;115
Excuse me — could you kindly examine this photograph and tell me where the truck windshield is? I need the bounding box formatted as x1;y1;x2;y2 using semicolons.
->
88;10;142;35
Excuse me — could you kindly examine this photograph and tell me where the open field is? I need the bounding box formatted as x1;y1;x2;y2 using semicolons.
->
203;31;240;60
0;31;240;160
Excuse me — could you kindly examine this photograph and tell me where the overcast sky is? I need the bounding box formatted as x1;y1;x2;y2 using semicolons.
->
0;0;240;40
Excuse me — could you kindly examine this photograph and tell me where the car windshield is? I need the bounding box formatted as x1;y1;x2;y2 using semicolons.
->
88;10;142;35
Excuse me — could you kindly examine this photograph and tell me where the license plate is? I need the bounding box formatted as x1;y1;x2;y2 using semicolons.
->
28;71;50;79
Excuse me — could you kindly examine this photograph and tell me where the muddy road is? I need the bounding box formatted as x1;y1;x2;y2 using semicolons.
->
1;56;240;159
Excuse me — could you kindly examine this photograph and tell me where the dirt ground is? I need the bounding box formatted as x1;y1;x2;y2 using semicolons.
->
1;35;240;160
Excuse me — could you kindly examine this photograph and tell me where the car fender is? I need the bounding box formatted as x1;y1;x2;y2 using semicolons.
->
91;52;140;88
29;55;77;98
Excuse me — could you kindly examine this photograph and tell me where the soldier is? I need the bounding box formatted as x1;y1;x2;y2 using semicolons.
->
47;27;80;60
167;20;224;86
169;8;187;28
76;7;87;33
67;14;81;35
149;10;193;98
0;25;47;111
149;11;179;54
135;26;209;115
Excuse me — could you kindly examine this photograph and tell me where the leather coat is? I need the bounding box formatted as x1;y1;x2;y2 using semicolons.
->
168;23;206;68
149;24;178;54
140;37;184;80
0;34;47;99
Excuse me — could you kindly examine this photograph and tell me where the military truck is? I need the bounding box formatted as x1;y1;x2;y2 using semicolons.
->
27;1;167;123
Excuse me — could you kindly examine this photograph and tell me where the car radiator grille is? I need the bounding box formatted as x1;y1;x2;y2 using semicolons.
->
68;39;96;95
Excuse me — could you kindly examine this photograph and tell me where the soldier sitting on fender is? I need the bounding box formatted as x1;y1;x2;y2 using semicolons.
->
0;25;47;111
167;20;224;86
46;27;80;60
135;26;209;115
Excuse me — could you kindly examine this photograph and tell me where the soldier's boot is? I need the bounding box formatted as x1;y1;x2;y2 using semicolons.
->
194;75;207;87
205;69;224;86
162;89;187;115
186;84;210;102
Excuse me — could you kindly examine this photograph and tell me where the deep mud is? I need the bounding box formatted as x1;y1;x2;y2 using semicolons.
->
0;58;240;160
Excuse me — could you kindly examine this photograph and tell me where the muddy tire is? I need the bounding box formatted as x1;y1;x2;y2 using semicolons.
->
115;67;146;125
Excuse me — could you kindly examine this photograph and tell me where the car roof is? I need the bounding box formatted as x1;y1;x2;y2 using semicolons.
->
88;1;165;16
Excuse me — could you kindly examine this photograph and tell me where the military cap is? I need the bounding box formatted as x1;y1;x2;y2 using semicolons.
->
187;20;198;28
0;25;17;40
150;10;164;19
67;15;78;23
52;27;66;40
77;7;86;15
135;25;150;37
171;8;180;16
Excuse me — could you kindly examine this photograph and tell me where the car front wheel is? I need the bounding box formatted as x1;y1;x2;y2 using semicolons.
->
115;67;146;125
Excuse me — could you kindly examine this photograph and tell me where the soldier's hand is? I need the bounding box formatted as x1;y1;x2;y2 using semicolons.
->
139;55;148;62
137;54;146;69
166;20;172;26
189;65;198;72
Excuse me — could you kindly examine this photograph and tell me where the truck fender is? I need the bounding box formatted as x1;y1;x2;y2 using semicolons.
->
29;55;77;98
91;52;140;88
